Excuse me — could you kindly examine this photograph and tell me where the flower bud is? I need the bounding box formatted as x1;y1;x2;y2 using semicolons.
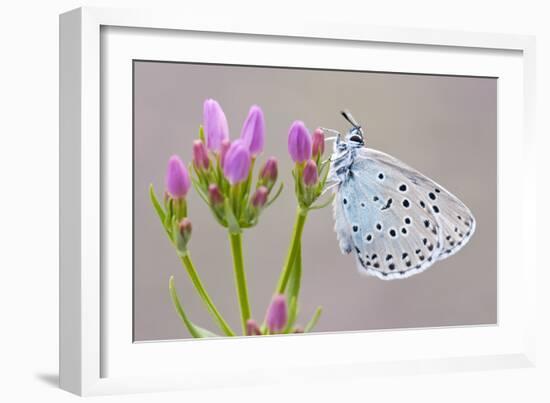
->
175;218;192;254
259;157;278;188
223;140;251;185
312;128;325;158
203;99;229;152
166;155;190;199
246;319;262;336
251;186;268;208
287;121;312;163
266;294;287;333
302;159;318;186
208;184;224;206
192;139;210;171
240;105;265;157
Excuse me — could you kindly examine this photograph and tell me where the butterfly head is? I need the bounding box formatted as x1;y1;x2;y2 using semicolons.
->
341;110;365;148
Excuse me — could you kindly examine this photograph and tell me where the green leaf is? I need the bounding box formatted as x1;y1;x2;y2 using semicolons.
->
191;177;210;205
169;276;220;338
308;193;335;211
319;159;331;187
149;184;166;224
224;199;241;234
265;182;284;208
304;306;322;333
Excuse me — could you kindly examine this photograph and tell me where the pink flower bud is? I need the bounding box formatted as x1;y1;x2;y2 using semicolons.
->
175;218;192;253
166;155;190;199
246;319;261;336
266;294;287;333
287;121;312;163
240;105;265;157
203;99;229;152
302;159;318;186
192;140;210;171
251;186;268;208
223;140;251;185
208;184;224;206
312;128;325;158
179;218;192;239
259;157;278;187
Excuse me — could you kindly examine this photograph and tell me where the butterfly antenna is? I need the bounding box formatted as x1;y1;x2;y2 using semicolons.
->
341;110;360;129
341;110;365;138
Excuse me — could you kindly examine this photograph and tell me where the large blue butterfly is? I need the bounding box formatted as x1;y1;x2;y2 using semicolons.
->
326;111;475;280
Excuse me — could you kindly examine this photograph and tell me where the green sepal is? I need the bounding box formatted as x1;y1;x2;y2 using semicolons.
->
242;158;255;203
173;198;187;221
304;306;322;333
169;276;220;338
199;125;206;143
164;198;174;231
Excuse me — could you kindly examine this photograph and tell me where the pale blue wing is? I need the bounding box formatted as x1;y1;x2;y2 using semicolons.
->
362;148;476;261
333;147;475;280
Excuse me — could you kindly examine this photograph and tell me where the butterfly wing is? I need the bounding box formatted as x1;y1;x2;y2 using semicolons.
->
333;147;475;280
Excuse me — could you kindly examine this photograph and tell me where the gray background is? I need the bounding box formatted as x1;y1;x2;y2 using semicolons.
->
133;61;497;341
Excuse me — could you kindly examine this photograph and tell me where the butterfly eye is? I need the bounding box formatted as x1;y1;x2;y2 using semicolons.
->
349;135;363;143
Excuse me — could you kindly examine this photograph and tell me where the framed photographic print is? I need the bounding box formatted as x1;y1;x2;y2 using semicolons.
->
60;6;537;396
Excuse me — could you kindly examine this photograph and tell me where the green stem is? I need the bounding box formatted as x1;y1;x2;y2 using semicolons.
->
228;232;252;334
180;253;236;336
276;208;308;294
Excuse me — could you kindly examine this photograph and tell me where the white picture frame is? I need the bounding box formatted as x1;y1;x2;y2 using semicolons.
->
59;6;537;396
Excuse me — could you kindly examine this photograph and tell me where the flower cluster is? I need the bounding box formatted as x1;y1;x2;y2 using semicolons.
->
192;99;282;233
288;122;331;211
150;99;327;339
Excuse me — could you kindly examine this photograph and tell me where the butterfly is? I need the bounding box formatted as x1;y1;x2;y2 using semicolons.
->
324;111;476;280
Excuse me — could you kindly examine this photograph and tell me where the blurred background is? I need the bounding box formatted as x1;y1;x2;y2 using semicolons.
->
133;61;497;341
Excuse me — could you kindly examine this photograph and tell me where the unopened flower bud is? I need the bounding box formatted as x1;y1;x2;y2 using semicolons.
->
175;218;192;254
192;139;210;171
240;105;265;157
302;159;318;186
259;157;278;188
312;128;325;158
287;121;312;163
246;319;262;336
166;155;190;199
251;186;268;208
223;140;251;185
208;184;224;206
203;99;229;153
266;294;287;333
